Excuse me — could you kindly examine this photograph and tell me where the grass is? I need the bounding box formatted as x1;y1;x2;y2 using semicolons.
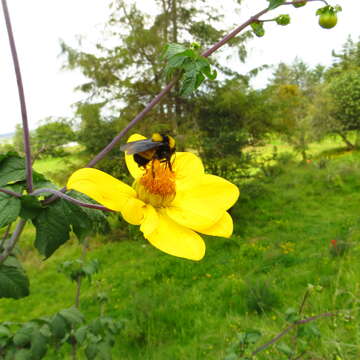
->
1;139;360;359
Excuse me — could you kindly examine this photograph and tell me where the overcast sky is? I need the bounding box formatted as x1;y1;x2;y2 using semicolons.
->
0;0;356;135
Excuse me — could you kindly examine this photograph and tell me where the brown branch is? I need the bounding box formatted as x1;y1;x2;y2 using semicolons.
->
0;219;26;265
1;0;33;192
251;312;335;356
30;188;113;212
0;187;22;198
0;223;12;248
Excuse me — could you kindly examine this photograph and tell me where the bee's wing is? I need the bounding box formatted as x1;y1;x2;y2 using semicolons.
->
120;139;162;155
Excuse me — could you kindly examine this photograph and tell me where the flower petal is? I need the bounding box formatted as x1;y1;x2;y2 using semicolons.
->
144;211;205;261
173;152;204;190
122;198;147;225
67;168;138;212
198;212;233;238
167;174;239;231
124;133;147;179
140;205;159;236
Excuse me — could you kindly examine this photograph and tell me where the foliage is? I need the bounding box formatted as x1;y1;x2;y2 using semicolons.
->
13;119;75;159
0;257;122;359
33;118;76;158
0;151;110;302
326;69;360;134
196;79;275;178
162;42;217;96
2;146;360;359
60;0;252;155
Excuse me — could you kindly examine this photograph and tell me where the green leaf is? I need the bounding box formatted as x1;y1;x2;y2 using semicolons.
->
67;190;110;239
30;329;48;359
0;325;11;338
59;307;84;326
14;349;32;360
75;325;88;345
267;0;286;10
276;342;294;356
0;190;21;228
13;326;33;347
33;199;71;258
50;314;68;340
32;171;57;194
0;264;29;299
96;342;112;360
85;343;98;360
250;22;265;37
0;155;26;187
163;43;187;59
19;195;43;220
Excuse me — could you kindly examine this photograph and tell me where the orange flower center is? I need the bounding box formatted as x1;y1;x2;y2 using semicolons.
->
134;160;176;207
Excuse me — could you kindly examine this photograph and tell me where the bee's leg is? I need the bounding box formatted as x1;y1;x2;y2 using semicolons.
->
151;161;155;178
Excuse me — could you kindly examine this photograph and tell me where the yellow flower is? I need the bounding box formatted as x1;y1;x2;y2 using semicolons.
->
67;134;239;261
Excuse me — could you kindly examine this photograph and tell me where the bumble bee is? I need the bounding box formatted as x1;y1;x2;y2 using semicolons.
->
120;133;176;170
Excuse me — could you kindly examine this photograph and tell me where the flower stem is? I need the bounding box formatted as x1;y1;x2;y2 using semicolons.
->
0;219;26;265
0;187;22;198
30;188;113;212
1;0;33;192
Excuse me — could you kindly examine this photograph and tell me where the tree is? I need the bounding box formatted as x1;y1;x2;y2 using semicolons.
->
60;0;250;158
266;60;324;162
195;79;275;177
12;118;75;159
325;69;360;148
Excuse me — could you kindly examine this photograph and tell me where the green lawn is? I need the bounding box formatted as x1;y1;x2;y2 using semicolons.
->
1;141;360;359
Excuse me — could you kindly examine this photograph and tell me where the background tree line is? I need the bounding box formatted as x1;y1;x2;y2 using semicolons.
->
3;0;360;180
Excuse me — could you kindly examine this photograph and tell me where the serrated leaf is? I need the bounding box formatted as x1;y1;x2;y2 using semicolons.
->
163;43;187;59
59;307;84;326
0;191;21;228
13;327;33;347
67;190;110;239
20;195;43;220
0;264;29;299
32;171;57;195
30;329;48;359
96;342;112;360
251;22;265;37
50;314;68;340
245;330;261;344
75;325;88;345
14;349;32;360
0;325;11;338
267;0;286;10
85;343;98;359
33;199;71;258
276;342;294;356
0;155;26;187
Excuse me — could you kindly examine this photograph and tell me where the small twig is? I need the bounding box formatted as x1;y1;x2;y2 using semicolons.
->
294;351;306;360
74;238;88;308
0;223;12;248
251;312;335;356
1;0;33;192
30;188;113;212
284;0;328;5
298;289;310;316
0;187;22;198
0;219;27;265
